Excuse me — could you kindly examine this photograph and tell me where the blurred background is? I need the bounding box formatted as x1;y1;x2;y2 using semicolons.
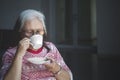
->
0;0;120;80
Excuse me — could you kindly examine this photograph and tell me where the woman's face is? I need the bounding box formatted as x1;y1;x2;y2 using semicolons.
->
21;18;44;38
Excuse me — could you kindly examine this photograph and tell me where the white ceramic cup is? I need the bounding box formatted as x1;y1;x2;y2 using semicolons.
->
30;34;43;49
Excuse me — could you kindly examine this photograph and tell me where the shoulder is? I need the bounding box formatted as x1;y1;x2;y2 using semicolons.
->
44;41;57;50
44;41;55;46
45;42;55;47
4;46;17;56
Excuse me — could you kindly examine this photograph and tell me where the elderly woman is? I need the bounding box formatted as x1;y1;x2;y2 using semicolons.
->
0;9;72;80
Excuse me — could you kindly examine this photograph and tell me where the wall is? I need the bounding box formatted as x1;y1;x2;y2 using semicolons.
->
97;0;120;80
97;0;120;54
0;0;43;30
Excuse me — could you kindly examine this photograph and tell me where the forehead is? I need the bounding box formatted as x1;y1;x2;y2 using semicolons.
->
22;18;43;31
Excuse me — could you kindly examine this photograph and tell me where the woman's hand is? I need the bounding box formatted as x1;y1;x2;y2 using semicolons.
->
16;38;30;57
44;58;71;80
44;58;61;74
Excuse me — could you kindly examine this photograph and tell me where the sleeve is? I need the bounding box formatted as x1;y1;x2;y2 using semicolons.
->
0;50;14;80
48;42;73;80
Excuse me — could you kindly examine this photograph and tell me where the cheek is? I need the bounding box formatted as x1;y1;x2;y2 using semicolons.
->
20;34;30;39
40;31;44;35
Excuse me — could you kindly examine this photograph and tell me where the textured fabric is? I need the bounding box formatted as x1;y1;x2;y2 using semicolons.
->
0;42;71;80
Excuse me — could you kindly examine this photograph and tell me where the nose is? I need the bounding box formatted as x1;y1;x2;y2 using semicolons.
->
33;32;36;35
33;31;38;35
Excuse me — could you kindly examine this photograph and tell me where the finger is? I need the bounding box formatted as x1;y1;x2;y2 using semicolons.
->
19;38;30;47
20;38;29;43
23;38;30;43
45;57;55;63
24;38;30;42
43;61;53;70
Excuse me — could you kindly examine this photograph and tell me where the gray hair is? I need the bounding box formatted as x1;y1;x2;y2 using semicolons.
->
15;9;47;35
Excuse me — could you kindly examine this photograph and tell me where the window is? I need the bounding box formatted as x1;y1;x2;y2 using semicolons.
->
54;0;96;47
